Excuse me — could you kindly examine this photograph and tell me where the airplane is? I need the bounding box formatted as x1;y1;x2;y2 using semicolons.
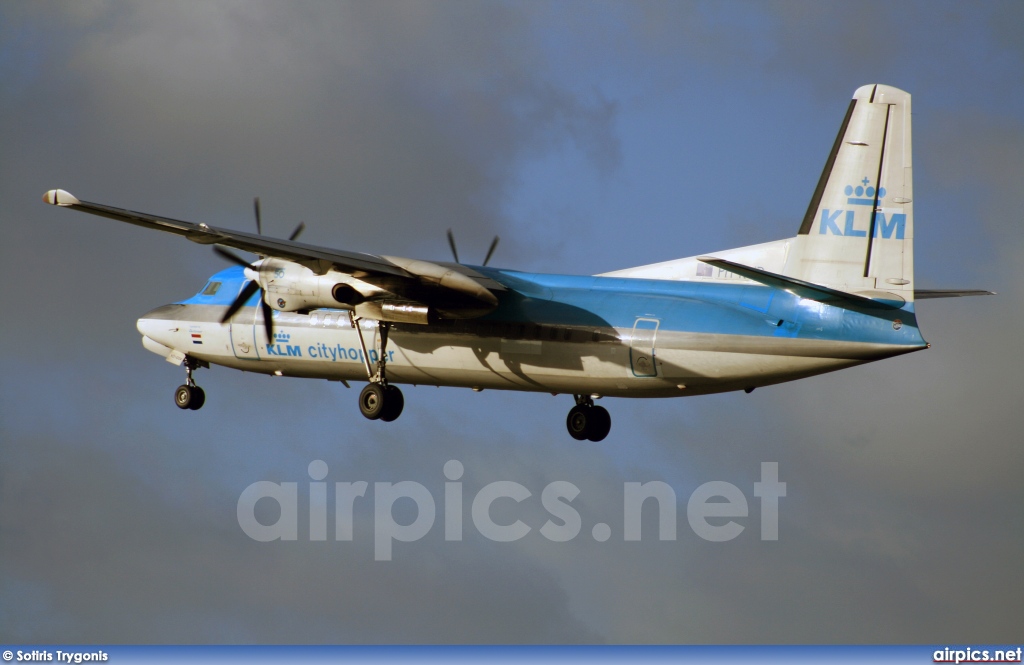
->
43;84;992;442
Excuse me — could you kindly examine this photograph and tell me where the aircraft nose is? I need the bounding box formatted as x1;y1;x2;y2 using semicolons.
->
136;314;158;339
136;304;186;346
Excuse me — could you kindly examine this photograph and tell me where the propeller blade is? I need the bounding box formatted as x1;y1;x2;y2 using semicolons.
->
289;221;306;241
214;246;256;270
254;197;262;236
483;235;500;266
446;229;459;263
220;279;262;323
260;298;274;342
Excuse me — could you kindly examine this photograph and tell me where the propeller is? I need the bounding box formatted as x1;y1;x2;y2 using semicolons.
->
211;197;307;342
482;235;500;267
254;196;305;241
446;229;460;264
447;228;500;266
215;247;274;343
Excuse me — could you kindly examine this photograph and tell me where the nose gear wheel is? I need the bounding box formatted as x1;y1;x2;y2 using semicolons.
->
174;356;206;410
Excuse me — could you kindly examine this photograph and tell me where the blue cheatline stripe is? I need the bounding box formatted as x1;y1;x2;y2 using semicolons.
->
2;645;1018;663
173;265;925;349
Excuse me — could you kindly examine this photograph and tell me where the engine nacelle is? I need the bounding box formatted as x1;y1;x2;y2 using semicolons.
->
259;258;378;312
256;259;434;324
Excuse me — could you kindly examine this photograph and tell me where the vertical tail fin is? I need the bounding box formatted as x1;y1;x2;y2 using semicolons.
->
786;84;914;302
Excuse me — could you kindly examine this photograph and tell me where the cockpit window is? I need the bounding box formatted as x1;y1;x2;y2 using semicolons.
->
202;281;222;296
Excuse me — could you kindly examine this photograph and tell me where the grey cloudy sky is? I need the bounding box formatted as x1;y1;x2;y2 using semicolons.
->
1;0;1022;644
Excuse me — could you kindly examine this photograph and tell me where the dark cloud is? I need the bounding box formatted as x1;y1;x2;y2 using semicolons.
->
7;2;616;247
2;0;1022;645
0;430;600;643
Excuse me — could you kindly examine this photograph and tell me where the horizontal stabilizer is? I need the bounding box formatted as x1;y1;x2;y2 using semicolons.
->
914;289;995;299
697;257;903;311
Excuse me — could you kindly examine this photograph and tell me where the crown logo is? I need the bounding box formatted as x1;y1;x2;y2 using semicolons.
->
274;332;291;343
845;177;886;206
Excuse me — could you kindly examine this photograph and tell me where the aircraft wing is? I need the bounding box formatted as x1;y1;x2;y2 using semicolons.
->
43;189;502;313
914;289;995;299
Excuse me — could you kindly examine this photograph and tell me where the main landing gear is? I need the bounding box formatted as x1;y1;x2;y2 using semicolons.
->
353;316;404;422
566;395;611;442
174;356;206;410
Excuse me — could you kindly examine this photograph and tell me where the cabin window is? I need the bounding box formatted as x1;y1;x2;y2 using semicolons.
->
549;327;558;341
563;328;573;342
202;281;221;296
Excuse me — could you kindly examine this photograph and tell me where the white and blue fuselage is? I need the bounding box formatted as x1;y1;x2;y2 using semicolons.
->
138;265;927;398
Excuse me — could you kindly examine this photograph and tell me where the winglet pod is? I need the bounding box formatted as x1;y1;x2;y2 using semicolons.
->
42;189;80;206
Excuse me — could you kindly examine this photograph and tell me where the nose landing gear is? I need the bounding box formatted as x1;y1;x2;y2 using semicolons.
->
174;356;206;410
566;395;611;441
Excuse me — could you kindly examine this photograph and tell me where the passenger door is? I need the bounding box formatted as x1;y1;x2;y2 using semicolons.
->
629;318;659;377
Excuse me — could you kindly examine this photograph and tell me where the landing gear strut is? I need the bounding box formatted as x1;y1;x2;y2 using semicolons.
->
566;394;611;442
174;356;206;410
353;315;404;422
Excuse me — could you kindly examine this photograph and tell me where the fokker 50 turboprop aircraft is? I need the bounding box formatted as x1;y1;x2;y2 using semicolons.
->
44;84;991;441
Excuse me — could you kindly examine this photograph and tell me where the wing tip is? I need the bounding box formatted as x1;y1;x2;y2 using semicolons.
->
915;289;997;299
42;189;79;206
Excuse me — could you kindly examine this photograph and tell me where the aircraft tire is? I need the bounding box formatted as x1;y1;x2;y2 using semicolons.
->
175;384;195;410
359;383;387;420
188;386;206;411
379;385;405;422
586;405;611;442
566;405;591;440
